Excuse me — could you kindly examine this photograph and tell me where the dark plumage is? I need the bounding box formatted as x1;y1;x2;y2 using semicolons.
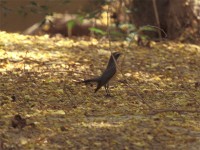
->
82;52;121;95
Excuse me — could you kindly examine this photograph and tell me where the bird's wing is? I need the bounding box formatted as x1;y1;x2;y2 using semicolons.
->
100;65;116;84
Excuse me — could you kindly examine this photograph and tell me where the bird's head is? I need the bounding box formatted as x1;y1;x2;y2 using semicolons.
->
112;52;121;60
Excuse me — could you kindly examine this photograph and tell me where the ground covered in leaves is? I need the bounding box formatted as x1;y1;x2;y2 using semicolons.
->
0;31;200;149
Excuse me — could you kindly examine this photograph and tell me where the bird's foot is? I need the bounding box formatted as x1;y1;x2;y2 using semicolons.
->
105;94;113;97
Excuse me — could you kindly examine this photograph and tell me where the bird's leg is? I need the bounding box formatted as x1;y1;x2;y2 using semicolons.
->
104;84;111;97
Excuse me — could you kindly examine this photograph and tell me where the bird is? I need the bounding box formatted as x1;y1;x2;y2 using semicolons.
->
81;52;121;96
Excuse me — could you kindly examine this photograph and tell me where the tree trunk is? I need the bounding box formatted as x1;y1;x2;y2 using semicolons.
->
131;0;199;40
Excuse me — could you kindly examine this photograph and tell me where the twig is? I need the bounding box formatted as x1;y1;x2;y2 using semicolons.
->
23;50;29;73
107;4;112;52
152;0;162;40
172;56;200;106
149;108;200;115
106;5;154;110
141;25;167;38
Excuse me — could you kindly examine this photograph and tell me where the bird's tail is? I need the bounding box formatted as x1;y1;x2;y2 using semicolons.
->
78;78;99;84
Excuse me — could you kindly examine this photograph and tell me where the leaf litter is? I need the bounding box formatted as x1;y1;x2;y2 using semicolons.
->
0;31;200;149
